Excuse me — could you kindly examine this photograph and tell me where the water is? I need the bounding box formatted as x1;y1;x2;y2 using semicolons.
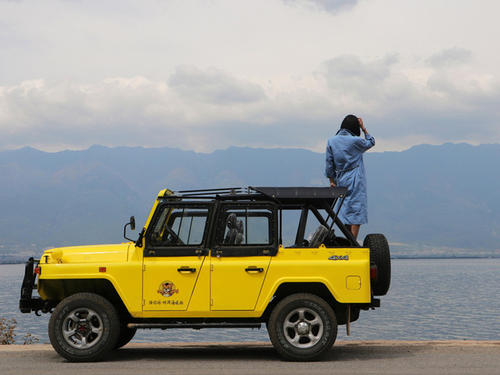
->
1;259;499;344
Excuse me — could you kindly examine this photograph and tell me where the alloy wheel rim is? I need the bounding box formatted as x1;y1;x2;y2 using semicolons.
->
283;307;324;349
62;308;104;349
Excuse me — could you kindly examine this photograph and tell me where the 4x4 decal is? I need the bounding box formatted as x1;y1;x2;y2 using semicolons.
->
328;255;349;261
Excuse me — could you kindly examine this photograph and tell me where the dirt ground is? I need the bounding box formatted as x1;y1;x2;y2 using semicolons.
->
1;340;499;375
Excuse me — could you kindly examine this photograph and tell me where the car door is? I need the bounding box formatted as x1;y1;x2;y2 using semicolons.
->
210;202;278;311
142;202;211;311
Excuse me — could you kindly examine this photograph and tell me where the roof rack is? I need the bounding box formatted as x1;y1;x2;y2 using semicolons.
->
159;186;356;246
162;186;348;203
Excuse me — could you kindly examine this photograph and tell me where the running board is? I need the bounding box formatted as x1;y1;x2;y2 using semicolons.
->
128;322;262;330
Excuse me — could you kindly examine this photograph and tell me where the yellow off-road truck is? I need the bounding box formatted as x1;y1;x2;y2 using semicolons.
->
20;186;390;362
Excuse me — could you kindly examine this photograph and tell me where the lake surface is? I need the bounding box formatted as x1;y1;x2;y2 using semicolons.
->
1;259;499;344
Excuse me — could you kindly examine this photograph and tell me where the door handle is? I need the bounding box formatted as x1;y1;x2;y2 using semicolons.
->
177;267;196;273
245;267;264;273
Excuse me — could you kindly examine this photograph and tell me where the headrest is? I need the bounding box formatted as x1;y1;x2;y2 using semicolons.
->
236;219;244;234
226;213;237;229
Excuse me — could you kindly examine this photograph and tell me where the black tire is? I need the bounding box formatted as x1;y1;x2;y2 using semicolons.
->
48;293;120;362
364;233;391;296
267;293;337;361
114;325;136;349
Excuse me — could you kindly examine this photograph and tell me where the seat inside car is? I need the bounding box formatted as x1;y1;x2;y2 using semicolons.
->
224;213;245;245
309;225;329;248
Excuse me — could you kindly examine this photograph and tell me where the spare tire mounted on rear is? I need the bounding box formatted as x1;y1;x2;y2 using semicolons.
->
363;233;391;296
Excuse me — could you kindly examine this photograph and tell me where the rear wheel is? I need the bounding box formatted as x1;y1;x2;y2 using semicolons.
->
49;293;120;362
267;293;337;361
364;233;391;296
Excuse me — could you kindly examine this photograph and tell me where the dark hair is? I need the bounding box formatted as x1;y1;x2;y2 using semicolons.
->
340;114;360;136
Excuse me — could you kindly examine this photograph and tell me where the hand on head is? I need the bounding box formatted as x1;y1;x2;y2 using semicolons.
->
357;117;367;134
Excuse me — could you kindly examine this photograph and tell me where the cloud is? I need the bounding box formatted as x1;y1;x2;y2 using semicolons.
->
1;50;499;153
168;66;266;104
317;51;500;145
282;0;359;13
0;0;499;156
427;47;473;68
321;54;398;96
0;71;272;152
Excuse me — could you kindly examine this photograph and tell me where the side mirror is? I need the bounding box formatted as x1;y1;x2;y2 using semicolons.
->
123;216;136;242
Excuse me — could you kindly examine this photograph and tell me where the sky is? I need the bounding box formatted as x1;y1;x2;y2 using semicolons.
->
0;0;499;153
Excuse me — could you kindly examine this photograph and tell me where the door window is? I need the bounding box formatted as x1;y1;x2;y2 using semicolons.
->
143;204;209;311
148;205;210;248
217;207;273;246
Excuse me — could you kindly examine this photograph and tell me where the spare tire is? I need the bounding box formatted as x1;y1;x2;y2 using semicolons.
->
363;234;391;296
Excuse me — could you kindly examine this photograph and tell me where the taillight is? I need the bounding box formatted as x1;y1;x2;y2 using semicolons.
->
34;267;41;275
370;265;377;280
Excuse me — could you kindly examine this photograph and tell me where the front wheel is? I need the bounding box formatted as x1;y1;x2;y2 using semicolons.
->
267;293;337;361
48;293;120;362
115;324;136;349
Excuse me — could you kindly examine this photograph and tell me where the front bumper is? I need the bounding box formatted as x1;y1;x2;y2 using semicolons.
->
19;257;50;314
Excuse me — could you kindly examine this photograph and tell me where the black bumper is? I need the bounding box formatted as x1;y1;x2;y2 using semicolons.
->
19;257;46;313
356;298;381;310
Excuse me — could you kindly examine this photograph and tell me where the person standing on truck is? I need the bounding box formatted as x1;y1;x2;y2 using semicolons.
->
325;115;375;240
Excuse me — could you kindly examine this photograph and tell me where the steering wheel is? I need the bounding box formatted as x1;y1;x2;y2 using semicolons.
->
165;226;185;245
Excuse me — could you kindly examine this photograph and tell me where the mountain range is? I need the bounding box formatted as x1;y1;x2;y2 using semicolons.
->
1;142;499;261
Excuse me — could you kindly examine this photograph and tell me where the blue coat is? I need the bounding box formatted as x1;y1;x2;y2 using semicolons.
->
325;129;375;225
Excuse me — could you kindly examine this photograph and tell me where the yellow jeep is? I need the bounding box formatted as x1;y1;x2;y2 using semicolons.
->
20;186;390;362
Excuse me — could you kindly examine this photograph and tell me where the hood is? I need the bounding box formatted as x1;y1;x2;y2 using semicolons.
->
42;243;131;264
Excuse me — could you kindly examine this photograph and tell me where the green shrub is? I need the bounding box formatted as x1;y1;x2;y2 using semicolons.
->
22;333;40;345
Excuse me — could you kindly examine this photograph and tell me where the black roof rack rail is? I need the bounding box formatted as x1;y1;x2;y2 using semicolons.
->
176;187;246;194
167;187;248;199
162;186;348;204
251;186;347;200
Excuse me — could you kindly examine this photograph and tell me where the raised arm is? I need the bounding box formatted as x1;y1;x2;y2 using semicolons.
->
354;117;375;152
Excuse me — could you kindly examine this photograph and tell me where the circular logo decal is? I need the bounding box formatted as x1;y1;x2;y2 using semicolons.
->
157;281;179;297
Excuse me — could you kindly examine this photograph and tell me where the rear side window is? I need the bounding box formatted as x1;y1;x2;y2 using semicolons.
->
217;207;273;246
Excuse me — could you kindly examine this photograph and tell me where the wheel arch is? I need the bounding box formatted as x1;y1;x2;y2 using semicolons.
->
39;278;131;319
260;282;352;325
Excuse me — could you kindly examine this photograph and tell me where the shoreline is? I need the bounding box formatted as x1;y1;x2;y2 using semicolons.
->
1;340;499;351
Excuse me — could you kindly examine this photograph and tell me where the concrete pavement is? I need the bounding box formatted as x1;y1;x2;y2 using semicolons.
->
1;341;499;375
